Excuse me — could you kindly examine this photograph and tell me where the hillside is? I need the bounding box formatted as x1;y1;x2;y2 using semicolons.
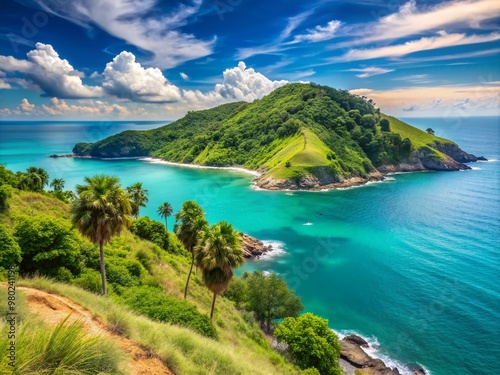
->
0;189;301;375
73;83;480;190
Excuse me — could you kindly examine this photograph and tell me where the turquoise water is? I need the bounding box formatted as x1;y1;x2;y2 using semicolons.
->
1;117;499;375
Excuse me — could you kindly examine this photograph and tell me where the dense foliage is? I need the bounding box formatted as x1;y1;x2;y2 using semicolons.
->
224;271;304;333
274;313;342;375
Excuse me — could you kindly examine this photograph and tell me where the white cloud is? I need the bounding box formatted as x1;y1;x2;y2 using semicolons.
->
180;72;189;80
0;43;102;98
183;61;288;107
347;67;394;78
0;55;33;72
25;43;103;98
102;51;181;103
338;31;500;61
18;98;35;113
33;0;214;69
279;10;314;41
350;0;500;45
293;20;341;43
41;97;144;117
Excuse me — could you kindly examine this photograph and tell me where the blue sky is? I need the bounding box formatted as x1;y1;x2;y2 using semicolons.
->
0;0;498;120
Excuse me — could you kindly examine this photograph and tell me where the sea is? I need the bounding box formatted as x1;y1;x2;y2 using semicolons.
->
0;117;499;375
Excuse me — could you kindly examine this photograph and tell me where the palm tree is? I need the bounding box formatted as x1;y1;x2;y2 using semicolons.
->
174;201;207;299
196;221;245;320
157;202;173;230
50;178;65;192
126;182;149;218
71;175;132;296
18;167;49;192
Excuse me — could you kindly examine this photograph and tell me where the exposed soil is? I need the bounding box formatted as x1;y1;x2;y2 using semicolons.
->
18;286;173;375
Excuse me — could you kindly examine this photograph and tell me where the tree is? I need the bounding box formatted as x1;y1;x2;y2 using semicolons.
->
71;175;132;296
174;201;207;299
196;221;245;320
426;128;435;135
14;215;81;277
0;225;21;270
18;167;49;192
157;202;173;230
379;118;390;132
245;271;303;333
0;184;11;212
126;182;149;218
274;313;342;375
50;178;65;192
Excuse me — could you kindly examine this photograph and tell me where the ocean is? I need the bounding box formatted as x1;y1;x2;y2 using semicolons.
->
1;117;499;375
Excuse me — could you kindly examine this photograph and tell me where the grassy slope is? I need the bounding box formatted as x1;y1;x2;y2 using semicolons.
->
1;190;300;375
382;114;453;161
382;114;453;149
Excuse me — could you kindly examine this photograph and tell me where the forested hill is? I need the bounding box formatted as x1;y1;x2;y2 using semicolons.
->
73;83;479;190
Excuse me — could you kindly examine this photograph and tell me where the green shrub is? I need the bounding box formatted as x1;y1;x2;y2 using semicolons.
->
0;225;21;270
130;216;168;249
274;313;342;375
14;215;83;277
73;269;102;294
121;286;217;339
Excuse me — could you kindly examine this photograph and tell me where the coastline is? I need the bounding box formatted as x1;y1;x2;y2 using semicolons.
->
66;153;482;193
139;157;262;177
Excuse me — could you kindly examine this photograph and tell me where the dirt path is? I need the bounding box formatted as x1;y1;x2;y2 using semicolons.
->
18;286;174;375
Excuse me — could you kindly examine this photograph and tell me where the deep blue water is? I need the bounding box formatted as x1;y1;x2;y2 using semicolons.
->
1;117;499;375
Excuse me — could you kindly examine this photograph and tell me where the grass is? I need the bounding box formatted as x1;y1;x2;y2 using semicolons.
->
17;278;299;375
382;114;454;149
266;129;333;180
0;286;125;375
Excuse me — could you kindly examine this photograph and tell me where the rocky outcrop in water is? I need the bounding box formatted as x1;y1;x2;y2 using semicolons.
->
340;334;400;375
240;233;273;259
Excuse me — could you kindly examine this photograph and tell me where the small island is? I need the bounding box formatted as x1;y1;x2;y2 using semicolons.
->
72;83;484;190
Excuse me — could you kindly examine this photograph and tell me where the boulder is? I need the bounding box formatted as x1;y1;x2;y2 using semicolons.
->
344;334;369;347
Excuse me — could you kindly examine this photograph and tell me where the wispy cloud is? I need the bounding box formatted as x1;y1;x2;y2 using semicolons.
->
347;66;393;78
348;0;500;46
336;31;500;62
388;48;500;64
292;20;341;43
32;0;214;69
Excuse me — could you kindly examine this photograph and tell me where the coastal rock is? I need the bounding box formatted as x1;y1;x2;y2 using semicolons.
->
340;337;400;375
433;141;478;163
49;153;74;158
413;369;426;375
344;334;369;348
239;233;273;259
255;171;384;191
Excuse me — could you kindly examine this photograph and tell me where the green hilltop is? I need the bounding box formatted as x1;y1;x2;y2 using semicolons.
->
74;83;479;190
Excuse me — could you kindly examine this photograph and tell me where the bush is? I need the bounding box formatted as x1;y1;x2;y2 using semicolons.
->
274;313;342;375
73;269;102;293
121;286;217;339
223;277;249;309
130;217;169;249
0;225;21;270
0;184;11;212
14;215;83;277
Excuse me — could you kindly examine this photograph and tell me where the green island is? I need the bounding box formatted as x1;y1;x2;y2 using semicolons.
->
73;83;481;190
0;164;399;375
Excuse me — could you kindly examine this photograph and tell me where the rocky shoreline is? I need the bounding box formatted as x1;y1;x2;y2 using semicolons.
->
340;334;427;375
239;233;273;259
